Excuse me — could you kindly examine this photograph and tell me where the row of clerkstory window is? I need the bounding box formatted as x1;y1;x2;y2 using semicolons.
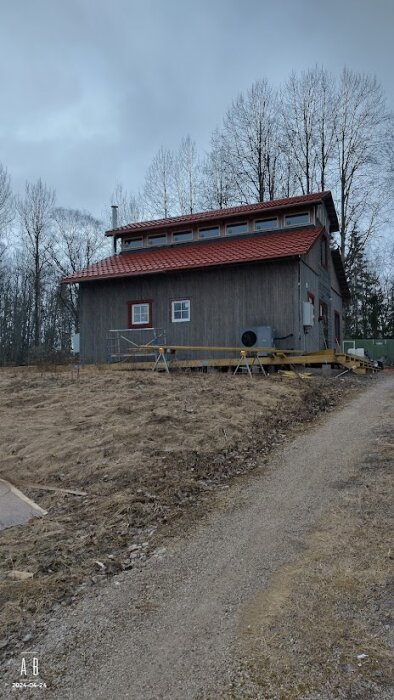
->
128;299;190;328
123;212;311;250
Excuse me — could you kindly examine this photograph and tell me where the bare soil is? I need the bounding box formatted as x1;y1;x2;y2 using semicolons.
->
0;366;364;662
1;372;390;700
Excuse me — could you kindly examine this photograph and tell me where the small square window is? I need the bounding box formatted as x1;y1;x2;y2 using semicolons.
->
171;299;190;323
128;301;152;328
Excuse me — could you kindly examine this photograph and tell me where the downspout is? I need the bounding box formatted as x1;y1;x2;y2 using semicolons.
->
297;255;304;351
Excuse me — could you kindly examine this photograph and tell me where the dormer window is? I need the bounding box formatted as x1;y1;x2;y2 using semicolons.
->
148;234;167;247
226;222;248;236
254;218;278;232
172;230;193;244
284;212;310;227
123;238;143;249
199;226;220;240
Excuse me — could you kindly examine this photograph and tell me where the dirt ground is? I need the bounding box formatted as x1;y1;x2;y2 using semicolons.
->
231;418;394;699
0;365;365;661
1;370;391;700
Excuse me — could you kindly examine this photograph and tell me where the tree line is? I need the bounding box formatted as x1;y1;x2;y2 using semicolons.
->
0;66;393;364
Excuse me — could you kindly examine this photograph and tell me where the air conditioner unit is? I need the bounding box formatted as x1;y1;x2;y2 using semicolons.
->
241;326;274;349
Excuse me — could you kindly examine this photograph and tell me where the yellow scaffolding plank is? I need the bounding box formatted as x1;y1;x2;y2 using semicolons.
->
109;347;379;374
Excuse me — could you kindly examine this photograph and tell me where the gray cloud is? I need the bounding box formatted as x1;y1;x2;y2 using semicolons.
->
0;0;393;217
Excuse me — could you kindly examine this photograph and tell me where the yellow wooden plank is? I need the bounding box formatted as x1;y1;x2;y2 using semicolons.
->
138;344;303;354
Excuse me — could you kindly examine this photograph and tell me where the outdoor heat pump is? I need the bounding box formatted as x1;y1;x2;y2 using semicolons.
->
241;326;274;349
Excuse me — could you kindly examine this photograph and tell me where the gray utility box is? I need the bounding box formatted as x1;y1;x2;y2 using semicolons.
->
241;326;274;349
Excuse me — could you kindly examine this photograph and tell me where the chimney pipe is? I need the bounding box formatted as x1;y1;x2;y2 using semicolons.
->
111;204;118;230
111;205;118;254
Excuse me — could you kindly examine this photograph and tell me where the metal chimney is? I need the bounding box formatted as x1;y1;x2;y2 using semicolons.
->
111;205;118;254
111;204;118;230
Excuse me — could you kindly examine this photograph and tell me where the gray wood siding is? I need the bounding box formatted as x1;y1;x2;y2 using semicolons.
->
302;233;344;349
79;261;299;363
299;260;320;353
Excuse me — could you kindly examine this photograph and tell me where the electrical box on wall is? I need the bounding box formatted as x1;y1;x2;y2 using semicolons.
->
302;301;314;328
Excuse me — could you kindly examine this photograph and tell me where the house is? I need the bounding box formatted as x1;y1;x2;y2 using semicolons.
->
63;191;350;364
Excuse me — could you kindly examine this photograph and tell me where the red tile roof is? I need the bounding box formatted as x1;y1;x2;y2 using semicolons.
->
107;191;338;235
63;227;323;283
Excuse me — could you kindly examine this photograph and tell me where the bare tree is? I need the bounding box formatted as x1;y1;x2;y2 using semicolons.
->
334;68;391;257
314;68;337;191
280;68;324;194
16;179;55;347
201;128;236;210
174;135;201;214
110;184;143;226
382;120;394;206
0;163;13;234
51;207;106;332
220;80;279;203
143;146;175;218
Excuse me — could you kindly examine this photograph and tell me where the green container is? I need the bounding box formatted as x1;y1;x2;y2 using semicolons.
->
343;339;394;366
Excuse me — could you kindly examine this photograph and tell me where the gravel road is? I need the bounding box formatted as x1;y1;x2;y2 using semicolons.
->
10;375;393;699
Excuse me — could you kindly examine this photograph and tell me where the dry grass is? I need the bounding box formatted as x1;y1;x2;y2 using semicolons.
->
231;426;394;699
0;365;364;657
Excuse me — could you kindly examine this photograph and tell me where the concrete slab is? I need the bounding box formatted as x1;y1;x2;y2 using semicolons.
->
0;479;47;531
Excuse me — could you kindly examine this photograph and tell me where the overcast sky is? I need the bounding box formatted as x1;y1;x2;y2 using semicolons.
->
0;0;393;219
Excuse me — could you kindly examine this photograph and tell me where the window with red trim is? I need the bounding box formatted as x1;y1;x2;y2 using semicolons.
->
127;300;152;329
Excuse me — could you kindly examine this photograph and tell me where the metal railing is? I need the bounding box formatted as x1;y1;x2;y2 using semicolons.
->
106;328;166;363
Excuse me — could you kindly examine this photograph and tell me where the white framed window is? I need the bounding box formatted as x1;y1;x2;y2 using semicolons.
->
226;222;248;236
172;230;193;244
284;212;310;227
198;226;220;240
254;218;278;232
128;300;152;328
123;237;143;249
148;234;167;247
171;299;190;323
